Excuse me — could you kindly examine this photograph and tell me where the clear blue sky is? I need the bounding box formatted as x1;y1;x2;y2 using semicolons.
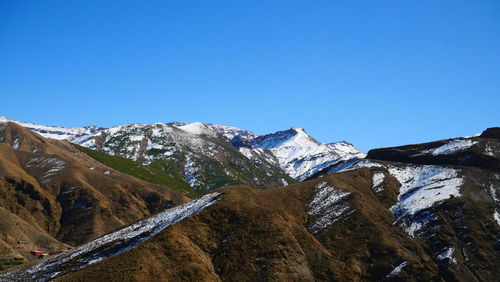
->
1;1;499;151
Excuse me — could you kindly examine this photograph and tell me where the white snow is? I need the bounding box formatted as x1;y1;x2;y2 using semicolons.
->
281;178;289;186
388;165;463;238
422;139;477;155
239;147;255;159
253;128;364;180
177;122;215;136
401;221;424;239
490;185;499;203
494;210;500;226
24;157;66;183
492;185;500;226
0;193;221;282
146;142;169;150
485;145;495;157
385;261;408;278
327;141;366;158
328;159;383;174
61;186;78;195
204;123;255;141
334;161;464;238
12;138;20;149
184;154;203;189
437;247;457;264
389;166;462;219
308;182;353;233
372;172;385;193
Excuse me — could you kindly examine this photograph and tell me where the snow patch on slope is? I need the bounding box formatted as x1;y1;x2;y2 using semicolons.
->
389;166;462;220
0;193;221;282
24;157;67;184
437;247;457;264
372;172;385;193
494;210;500;226
490;185;500;226
184;154;203;189
423;139;478;155
11;138;20;149
334;161;464;238
385;261;408;278
308;182;353;234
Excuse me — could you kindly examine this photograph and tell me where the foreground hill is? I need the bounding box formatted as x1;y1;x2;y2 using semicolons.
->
2;128;498;281
0;122;188;266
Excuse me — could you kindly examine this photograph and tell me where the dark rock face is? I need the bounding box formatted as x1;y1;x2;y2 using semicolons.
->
230;135;252;149
480;127;500;139
366;137;500;171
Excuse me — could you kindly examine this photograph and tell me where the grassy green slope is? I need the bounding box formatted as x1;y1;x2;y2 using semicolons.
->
73;145;202;198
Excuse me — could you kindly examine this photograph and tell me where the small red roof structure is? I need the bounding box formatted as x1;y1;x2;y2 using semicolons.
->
31;250;47;256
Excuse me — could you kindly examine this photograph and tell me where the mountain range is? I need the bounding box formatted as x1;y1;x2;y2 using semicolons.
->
0;116;364;190
0;116;498;281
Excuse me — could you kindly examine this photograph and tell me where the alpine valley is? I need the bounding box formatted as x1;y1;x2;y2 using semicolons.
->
0;116;498;282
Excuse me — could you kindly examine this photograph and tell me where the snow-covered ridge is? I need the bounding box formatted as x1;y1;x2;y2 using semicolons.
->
0;193;221;282
252;128;365;180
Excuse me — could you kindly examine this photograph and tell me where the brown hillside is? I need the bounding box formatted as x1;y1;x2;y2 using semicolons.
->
56;168;466;282
0;122;189;263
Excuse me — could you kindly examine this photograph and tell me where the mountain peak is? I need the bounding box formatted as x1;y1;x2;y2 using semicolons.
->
176;122;213;136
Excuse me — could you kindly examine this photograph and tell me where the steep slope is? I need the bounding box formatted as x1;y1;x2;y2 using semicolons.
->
252;128;365;180
0;193;220;281
4;129;498;281
0;122;189;265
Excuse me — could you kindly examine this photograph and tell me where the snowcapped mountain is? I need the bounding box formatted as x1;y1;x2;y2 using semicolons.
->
4;127;499;281
1;121;498;281
0;116;364;186
252;128;365;180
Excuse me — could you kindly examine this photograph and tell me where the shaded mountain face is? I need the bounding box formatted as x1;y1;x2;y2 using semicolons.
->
4;128;498;281
0;117;363;190
365;135;500;171
0;122;189;264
